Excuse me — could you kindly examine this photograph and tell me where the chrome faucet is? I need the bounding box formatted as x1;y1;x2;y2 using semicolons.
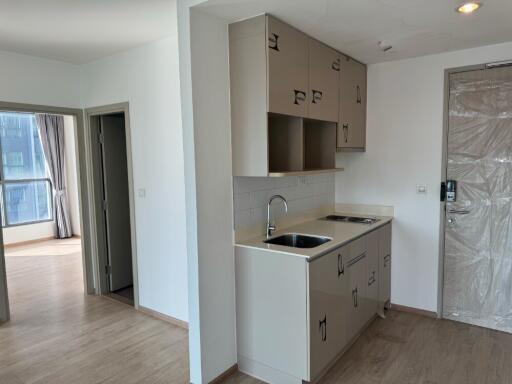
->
266;195;288;238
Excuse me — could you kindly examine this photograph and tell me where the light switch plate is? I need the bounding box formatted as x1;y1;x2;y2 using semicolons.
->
416;185;427;194
138;188;146;198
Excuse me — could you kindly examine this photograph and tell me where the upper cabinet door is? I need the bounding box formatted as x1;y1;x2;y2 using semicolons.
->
308;39;340;122
267;16;309;117
338;55;367;149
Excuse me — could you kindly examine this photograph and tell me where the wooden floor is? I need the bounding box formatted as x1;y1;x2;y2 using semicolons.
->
225;310;512;384
0;239;189;384
4;239;512;384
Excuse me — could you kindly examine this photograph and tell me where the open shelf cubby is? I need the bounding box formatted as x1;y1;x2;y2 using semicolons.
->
268;113;304;173
303;119;337;170
268;113;338;175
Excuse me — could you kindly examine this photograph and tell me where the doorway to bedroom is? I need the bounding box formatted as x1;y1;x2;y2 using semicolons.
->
0;108;84;323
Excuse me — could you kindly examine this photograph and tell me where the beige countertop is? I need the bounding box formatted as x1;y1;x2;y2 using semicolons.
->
235;212;393;260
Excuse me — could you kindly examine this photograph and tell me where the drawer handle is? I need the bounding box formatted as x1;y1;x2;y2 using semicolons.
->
294;89;307;105
352;287;358;308
312;89;323;104
268;33;279;51
347;252;366;268
319;315;327;342
338;253;344;277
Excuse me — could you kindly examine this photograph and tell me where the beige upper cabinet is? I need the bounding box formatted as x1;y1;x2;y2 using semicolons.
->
338;55;367;150
308;40;340;122
229;14;366;176
267;16;309;117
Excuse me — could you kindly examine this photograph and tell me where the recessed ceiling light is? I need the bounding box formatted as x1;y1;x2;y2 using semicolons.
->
456;2;482;14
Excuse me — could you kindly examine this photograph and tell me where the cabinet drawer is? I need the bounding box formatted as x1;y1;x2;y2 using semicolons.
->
349;236;366;260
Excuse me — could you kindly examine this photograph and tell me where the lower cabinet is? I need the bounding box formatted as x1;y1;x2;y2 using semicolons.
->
309;246;348;378
366;229;380;320
235;222;392;384
346;250;368;341
379;223;392;311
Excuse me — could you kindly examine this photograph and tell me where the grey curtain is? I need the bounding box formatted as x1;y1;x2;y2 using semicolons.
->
36;114;72;239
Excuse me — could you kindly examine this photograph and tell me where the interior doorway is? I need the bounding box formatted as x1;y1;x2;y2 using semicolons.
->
443;64;512;333
0;103;93;323
87;105;137;307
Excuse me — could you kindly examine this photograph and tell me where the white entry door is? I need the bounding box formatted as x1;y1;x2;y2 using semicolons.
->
100;115;133;292
444;66;512;332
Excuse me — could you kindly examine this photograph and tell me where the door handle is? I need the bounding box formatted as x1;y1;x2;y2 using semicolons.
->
448;209;470;215
356;85;361;104
343;124;349;143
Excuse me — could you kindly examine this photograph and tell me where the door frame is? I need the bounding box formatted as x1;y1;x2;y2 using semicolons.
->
0;101;94;323
84;103;139;308
438;62;510;317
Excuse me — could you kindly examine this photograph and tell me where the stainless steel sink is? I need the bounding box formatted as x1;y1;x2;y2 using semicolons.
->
264;233;331;248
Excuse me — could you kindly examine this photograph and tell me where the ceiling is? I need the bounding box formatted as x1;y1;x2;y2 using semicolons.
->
196;0;512;64
0;0;176;64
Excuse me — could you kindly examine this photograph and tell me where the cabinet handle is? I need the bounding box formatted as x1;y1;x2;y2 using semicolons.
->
332;58;340;72
268;33;280;51
319;315;327;342
343;124;349;143
352;287;358;308
311;89;323;104
338;253;344;277
384;254;391;267
368;271;376;286
356;85;361;104
294;89;307;105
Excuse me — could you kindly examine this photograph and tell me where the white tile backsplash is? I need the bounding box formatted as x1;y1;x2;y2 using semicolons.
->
233;175;335;230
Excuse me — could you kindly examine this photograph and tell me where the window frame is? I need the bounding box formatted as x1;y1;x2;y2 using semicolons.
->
0;112;54;228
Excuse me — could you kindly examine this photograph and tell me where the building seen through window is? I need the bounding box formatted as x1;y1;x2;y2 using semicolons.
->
0;112;52;226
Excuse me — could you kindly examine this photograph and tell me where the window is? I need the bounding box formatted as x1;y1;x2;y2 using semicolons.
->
0;112;52;226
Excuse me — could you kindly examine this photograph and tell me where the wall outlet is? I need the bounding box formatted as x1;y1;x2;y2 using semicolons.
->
138;188;146;198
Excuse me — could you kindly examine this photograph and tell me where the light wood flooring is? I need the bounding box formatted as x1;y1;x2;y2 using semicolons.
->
225;309;512;384
0;239;189;384
3;239;512;384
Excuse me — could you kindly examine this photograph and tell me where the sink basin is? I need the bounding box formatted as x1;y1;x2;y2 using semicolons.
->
264;233;331;248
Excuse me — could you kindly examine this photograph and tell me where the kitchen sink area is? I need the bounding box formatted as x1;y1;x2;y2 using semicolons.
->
263;233;332;248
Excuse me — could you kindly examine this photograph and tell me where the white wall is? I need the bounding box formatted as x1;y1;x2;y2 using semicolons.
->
178;3;237;382
64;115;81;236
335;41;512;313
80;36;189;322
0;50;81;108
